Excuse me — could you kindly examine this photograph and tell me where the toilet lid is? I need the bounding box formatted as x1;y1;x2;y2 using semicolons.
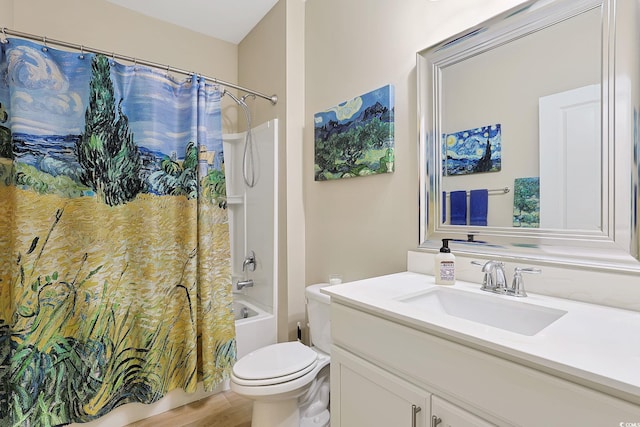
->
233;341;318;381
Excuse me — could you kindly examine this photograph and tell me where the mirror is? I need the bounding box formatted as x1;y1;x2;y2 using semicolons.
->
418;0;640;270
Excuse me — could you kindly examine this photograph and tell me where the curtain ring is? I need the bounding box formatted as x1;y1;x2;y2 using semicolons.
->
1;28;8;44
78;45;85;60
42;36;48;52
133;57;137;70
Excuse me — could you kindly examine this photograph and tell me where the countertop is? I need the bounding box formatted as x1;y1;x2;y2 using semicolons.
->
322;271;640;405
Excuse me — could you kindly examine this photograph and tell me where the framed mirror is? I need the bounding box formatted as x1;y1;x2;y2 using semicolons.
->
418;0;640;270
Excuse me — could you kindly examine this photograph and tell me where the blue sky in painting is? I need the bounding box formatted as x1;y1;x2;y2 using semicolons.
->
0;38;222;155
314;84;393;125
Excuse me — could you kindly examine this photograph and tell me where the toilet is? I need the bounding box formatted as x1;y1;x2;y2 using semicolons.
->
230;283;332;427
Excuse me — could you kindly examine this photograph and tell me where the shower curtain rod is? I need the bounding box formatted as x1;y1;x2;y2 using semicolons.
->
1;27;278;105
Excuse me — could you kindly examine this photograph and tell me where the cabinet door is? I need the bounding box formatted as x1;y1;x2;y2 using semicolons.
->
431;396;495;427
331;346;430;427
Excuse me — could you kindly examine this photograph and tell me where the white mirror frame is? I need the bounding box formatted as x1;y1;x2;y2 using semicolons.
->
418;0;640;271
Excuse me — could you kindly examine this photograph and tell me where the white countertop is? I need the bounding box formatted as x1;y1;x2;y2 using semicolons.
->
322;271;640;405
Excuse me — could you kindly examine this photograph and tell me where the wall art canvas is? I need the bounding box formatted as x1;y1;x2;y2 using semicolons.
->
314;84;394;181
443;124;502;176
513;177;540;227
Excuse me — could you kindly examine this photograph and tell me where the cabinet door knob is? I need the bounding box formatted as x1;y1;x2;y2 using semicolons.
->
431;415;442;427
411;404;422;427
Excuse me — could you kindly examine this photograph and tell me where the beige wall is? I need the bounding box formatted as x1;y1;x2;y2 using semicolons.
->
239;0;306;341
0;0;239;132
303;0;528;289
0;0;13;26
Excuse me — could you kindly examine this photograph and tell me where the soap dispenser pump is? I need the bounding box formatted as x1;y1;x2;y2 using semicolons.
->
434;238;456;285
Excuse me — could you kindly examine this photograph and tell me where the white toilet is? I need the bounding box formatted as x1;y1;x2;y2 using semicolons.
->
230;283;332;427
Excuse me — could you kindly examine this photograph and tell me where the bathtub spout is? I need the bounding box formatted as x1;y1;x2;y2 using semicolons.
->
237;279;254;290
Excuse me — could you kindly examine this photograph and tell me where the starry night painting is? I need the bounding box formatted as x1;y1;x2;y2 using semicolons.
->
314;85;394;181
443;124;502;176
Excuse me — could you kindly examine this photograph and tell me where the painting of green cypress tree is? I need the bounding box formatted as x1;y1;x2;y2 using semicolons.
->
513;177;540;227
76;55;143;206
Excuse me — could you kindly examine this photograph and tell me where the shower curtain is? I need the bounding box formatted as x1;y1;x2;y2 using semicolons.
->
0;38;236;426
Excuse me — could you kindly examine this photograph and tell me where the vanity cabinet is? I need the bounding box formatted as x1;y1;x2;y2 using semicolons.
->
331;346;430;427
329;301;640;426
331;345;495;427
431;396;495;427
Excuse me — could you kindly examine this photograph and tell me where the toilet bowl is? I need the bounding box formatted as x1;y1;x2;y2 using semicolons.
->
230;283;332;427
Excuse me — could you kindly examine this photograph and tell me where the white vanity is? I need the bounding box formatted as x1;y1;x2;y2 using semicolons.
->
324;271;640;426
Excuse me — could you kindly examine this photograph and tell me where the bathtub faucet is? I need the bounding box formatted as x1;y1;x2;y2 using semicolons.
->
236;279;254;290
243;251;256;272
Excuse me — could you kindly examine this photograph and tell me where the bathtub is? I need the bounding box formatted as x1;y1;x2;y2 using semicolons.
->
233;297;277;359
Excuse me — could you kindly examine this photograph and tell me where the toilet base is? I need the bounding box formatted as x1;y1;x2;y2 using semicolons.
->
251;398;299;427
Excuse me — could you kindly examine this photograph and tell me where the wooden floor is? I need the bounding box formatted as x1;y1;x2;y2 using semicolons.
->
126;390;252;427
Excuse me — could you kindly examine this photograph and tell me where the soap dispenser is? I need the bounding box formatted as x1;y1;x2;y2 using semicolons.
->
434;238;455;285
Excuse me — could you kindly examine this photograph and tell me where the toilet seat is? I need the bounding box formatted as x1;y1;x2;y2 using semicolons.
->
232;341;318;386
230;351;330;399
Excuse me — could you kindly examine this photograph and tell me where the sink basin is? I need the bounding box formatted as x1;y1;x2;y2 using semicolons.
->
397;287;567;336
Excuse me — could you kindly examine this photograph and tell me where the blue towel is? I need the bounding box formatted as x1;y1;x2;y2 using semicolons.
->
442;191;446;223
470;189;488;226
450;191;467;225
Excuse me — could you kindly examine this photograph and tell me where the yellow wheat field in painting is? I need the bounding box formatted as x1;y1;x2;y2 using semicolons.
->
0;182;235;418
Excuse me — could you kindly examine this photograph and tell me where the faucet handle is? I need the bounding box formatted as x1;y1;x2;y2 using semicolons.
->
509;267;541;297
242;250;256;272
471;260;491;289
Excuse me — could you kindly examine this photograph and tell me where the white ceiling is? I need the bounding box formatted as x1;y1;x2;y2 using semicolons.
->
106;0;279;44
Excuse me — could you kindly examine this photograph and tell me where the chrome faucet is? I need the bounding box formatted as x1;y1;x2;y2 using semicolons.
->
472;261;541;297
242;250;256;272
236;279;254;290
472;260;507;293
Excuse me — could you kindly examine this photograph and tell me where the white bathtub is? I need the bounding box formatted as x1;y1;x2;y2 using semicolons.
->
233;297;277;359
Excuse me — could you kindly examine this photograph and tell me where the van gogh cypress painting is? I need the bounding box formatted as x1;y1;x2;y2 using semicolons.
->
314;85;394;180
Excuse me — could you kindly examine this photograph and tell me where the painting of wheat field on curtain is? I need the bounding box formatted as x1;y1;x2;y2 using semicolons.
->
0;38;235;426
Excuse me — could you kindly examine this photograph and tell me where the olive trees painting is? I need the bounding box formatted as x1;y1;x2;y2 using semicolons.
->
314;85;394;181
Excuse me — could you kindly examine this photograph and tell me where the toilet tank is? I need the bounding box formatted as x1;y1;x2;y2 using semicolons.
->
305;283;332;354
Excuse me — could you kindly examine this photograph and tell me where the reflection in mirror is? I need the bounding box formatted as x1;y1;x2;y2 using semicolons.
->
418;0;640;270
441;6;601;230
